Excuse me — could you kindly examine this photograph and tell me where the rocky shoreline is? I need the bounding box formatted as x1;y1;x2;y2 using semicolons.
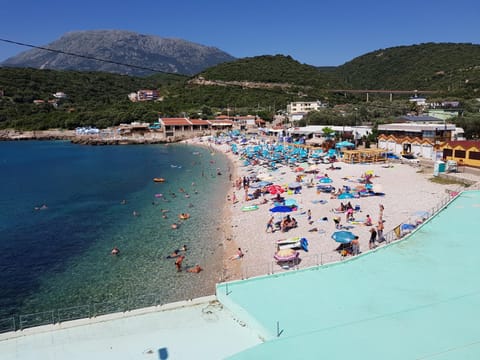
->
0;129;176;145
0;129;76;141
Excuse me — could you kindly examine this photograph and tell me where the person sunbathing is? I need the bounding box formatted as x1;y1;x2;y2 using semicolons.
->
335;202;346;212
229;248;244;260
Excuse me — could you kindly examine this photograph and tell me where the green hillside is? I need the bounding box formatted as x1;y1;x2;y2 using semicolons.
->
0;67;186;129
336;43;480;93
2;43;480;132
197;55;339;88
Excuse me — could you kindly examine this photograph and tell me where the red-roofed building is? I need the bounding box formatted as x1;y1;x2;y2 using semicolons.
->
158;117;211;140
209;119;234;131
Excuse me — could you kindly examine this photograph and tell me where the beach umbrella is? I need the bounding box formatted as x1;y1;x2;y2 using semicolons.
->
335;141;355;148
284;199;298;207
319;177;333;183
255;181;273;188
294;166;304;172
331;231;356;244
268;184;284;195
270;205;294;213
338;193;355;199
288;182;302;189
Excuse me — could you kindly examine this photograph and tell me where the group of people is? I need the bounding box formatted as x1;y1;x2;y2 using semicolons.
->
166;245;203;273
280;215;298;233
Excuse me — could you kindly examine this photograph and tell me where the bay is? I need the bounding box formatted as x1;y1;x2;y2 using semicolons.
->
0;140;230;319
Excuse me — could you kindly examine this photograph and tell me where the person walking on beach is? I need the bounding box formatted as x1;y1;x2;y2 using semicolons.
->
351;236;360;255
266;215;275;233
377;220;385;243
379;204;384;221
369;227;377;249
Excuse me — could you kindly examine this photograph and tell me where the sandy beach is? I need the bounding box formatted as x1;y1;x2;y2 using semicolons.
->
12;134;463;284
185;136;480;282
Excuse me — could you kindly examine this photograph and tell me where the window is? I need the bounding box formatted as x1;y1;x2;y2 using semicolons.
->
468;151;480;160
443;148;453;157
454;149;466;158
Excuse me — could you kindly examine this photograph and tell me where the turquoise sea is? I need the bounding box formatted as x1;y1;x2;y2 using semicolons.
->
0;141;231;320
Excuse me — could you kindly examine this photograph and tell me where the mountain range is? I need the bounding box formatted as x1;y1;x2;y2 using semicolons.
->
1;30;236;76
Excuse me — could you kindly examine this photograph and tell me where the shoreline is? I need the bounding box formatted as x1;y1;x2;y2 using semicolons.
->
180;139;242;282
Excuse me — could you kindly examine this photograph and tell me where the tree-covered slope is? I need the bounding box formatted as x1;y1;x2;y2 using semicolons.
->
336;42;480;92
196;55;340;88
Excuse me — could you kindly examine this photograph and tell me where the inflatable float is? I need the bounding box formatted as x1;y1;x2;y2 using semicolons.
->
241;205;259;212
274;248;299;262
276;237;308;251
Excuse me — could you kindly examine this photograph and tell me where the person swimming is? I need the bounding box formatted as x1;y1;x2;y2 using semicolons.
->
167;249;180;258
34;204;48;211
111;247;120;255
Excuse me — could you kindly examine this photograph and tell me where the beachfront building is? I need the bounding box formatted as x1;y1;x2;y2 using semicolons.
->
287;125;371;145
209;118;234;132
377;134;437;160
439;140;480;168
377;122;459;142
159;117;209;140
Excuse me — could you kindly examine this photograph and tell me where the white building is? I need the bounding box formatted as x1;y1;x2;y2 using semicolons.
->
287;101;325;114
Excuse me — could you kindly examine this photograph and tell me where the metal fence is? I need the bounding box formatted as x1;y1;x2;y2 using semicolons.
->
0;183;473;335
0;292;180;334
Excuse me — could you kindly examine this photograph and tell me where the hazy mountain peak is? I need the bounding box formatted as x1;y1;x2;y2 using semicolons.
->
1;30;235;76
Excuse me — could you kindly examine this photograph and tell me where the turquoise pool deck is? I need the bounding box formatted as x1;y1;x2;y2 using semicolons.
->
218;190;480;359
1;191;479;359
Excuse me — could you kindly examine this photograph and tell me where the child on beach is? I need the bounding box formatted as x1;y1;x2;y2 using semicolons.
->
364;214;372;226
266;216;275;233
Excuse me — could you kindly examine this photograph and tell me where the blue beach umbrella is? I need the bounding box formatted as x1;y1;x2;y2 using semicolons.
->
284;199;298;207
338;193;355;199
331;231;356;244
288;182;302;189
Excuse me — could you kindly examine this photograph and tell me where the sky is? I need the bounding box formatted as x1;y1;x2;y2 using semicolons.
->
1;0;479;67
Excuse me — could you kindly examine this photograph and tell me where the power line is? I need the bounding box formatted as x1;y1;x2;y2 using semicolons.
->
0;37;169;74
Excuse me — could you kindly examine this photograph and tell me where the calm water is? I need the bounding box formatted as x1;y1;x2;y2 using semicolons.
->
0;141;231;318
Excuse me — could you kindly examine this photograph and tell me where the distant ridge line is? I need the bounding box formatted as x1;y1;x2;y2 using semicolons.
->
0;37;168;74
329;89;439;94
